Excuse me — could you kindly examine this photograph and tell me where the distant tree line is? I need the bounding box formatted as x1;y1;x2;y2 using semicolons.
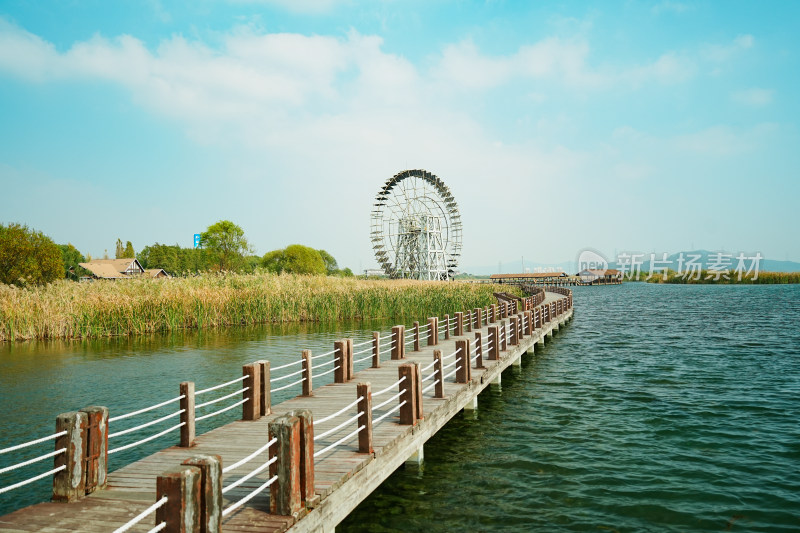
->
0;220;352;287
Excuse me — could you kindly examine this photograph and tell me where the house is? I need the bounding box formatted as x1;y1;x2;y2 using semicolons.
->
145;268;170;279
78;258;146;280
578;269;622;284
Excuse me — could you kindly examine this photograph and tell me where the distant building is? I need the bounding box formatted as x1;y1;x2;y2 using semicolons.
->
578;269;622;284
78;258;146;281
145;268;170;279
489;272;568;284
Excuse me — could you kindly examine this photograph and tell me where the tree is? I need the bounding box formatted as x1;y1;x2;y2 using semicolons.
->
200;220;252;272
261;245;326;275
124;241;135;258
58;243;86;280
0;223;64;286
318;249;338;275
261;249;285;273
115;239;124;259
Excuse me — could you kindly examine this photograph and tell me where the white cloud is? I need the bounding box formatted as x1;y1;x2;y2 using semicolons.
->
731;88;774;107
230;0;349;15
652;2;691;15
702;34;755;63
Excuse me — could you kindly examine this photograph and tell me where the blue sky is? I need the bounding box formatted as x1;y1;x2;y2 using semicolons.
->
1;0;798;272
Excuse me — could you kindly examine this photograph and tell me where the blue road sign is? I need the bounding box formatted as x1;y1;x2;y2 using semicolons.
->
194;234;201;248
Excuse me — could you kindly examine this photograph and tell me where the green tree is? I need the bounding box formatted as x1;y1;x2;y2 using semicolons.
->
318;249;338;275
200;220;252;272
115;238;124;259
261;249;285;273
283;245;326;275
124;241;135;258
58;243;86;280
0;223;64;286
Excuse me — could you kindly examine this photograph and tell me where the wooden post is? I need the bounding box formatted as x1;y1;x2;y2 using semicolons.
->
372;332;381;368
501;302;508;319
269;415;302;516
455;339;471;383
524;310;532;336
334;340;346;383
500;322;507;351
156;465;201;533
443;314;450;340
509;316;519;346
413;321;420;352
345;339;354;381
474;332;484;369
427;317;438;346
52;411;87;502
414;362;423;422
288;409;315;505
356;383;373;454
398;364;417;425
490;304;497;323
488;325;499;360
182;454;222;533
474;307;482;329
81;406;108;494
454;312;464;337
259;361;271;416
180;382;195;448
301;350;312;396
433;350;444;398
391;326;405;360
464;310;472;333
242;363;260;421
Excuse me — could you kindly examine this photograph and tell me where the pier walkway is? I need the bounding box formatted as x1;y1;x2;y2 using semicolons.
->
0;288;573;532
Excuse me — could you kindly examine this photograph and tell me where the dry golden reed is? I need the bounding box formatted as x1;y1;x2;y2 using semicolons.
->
0;273;515;342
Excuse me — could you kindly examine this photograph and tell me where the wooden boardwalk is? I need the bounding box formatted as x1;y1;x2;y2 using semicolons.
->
0;290;573;533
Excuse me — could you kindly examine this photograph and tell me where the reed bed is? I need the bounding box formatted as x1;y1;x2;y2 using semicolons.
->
0;274;515;342
642;270;800;284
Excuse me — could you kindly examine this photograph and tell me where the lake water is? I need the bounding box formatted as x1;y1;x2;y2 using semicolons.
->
2;284;799;531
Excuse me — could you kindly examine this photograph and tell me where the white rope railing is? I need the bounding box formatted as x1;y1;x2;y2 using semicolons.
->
314;358;336;369
195;375;247;396
112;496;168;533
421;360;436;373
314;365;339;379
222;437;277;474
313;424;364;459
443;366;461;380
195;399;248;422
315;397;362;425
272;377;306;393
108;422;185;455
0;431;66;455
270;367;305;383
315;412;364;441
270;359;303;372
442;359;457;372
422;379;440;394
352;338;374;348
109;395;185;423
0;448;65;475
222;475;278;517
353;353;373;365
109;410;184;439
312;348;338;360
373;401;405;425
222;456;277;495
0;465;65;495
352;346;372;357
442;347;461;360
373;390;404;412
372;376;406;397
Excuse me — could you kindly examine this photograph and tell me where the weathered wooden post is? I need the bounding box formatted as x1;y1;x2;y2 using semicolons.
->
474;331;484;369
53;411;88;502
414;362;424;422
524;310;532;336
259;361;271;416
182;454;222;533
81;406;108;494
398;364;418;425
455;339;471;384
454;312;464;337
288;409;315;506
502;302;508;319
500;322;507;352
345;339;354;381
269;414;302;516
178;383;195;448
490;304;497;323
427;317;438;346
509;316;519;346
391;326;405;360
487;325;500;360
464;310;472;333
433;350;444;398
372;332;381;368
413;321;420;352
474;307;482;329
517;313;524;340
357;383;373;454
301;350;312;396
157;465;201;533
334;340;347;383
242;363;261;421
443;314;450;340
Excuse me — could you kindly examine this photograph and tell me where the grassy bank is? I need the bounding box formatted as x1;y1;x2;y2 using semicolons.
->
622;271;800;284
0;273;516;342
